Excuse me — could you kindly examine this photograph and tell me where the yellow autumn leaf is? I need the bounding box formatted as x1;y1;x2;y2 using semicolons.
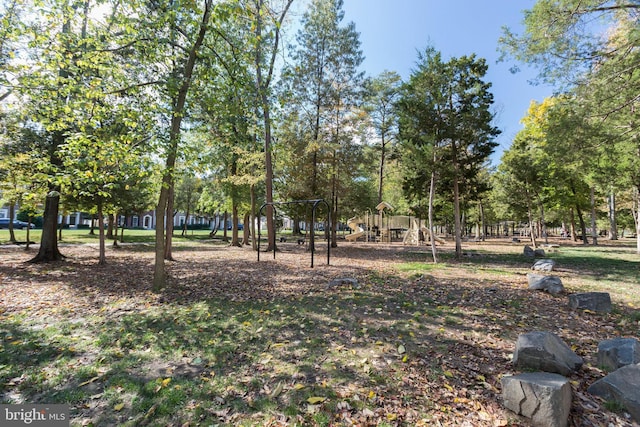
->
79;376;101;387
162;378;171;387
368;390;376;399
444;370;454;378
307;396;326;404
387;413;397;421
293;383;306;390
443;383;453;392
114;403;125;411
270;382;283;398
144;404;157;419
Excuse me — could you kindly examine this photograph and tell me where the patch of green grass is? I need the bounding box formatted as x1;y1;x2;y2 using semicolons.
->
0;228;215;246
396;262;445;274
603;399;626;413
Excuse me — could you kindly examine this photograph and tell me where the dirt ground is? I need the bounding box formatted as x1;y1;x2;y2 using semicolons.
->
1;238;638;426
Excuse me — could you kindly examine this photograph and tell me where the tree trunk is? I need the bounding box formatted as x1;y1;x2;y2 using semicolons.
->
527;200;538;249
428;170;438;263
634;188;640;254
255;0;275;252
152;0;212;291
576;204;588;245
25;215;32;250
231;203;241;247
222;211;229;242
569;208;578;242
608;191;618;240
331;196;338;249
164;182;175;260
209;213;220;237
112;211;119;247
29;191;64;262
106;213;115;240
330;147;338;249
250;185;257;251
590;186;598;246
182;203;191;237
292;215;301;235
253;0;292;252
539;202;548;244
153;184;168;290
378;135;385;205
243;212;251;246
479;199;485;242
8;204;16;243
98;204;106;265
58;214;63;241
452;173;462;259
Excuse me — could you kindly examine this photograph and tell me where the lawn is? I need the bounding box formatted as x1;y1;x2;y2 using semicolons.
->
0;228;215;246
0;238;638;426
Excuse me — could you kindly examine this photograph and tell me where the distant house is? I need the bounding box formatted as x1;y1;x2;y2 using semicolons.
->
3;203;218;231
61;210;212;230
0;206;11;220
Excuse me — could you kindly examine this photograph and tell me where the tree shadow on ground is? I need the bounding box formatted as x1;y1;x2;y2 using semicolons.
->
0;242;638;425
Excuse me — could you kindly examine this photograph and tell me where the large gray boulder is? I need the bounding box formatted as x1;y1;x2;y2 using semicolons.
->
527;274;564;296
588;363;640;423
532;259;556;272
597;338;640;371
513;331;583;376
502;372;572;427
568;292;612;313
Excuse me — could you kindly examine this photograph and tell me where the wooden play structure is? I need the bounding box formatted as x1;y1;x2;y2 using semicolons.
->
346;202;445;245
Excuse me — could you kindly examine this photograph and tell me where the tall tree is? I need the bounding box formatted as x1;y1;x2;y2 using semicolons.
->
500;0;640;252
249;0;293;251
281;0;364;247
13;0;141;262
60;130;151;264
398;48;499;259
196;13;261;248
499;0;640;88
148;0;214;290
363;70;401;204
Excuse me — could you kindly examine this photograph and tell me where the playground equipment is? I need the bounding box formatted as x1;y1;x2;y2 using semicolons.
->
346;201;446;245
402;219;446;245
346;202;394;242
345;217;366;241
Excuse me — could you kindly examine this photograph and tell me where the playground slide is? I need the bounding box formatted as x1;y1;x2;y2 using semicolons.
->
345;217;366;242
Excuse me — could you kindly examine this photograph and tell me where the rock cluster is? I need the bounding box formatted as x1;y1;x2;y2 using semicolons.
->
504;332;640;425
503;251;640;424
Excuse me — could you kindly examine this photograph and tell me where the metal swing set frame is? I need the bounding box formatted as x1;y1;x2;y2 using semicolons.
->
257;199;331;268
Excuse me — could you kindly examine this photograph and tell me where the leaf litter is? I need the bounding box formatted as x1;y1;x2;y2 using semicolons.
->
0;240;638;426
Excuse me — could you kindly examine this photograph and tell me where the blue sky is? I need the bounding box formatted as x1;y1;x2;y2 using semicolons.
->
339;0;554;164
